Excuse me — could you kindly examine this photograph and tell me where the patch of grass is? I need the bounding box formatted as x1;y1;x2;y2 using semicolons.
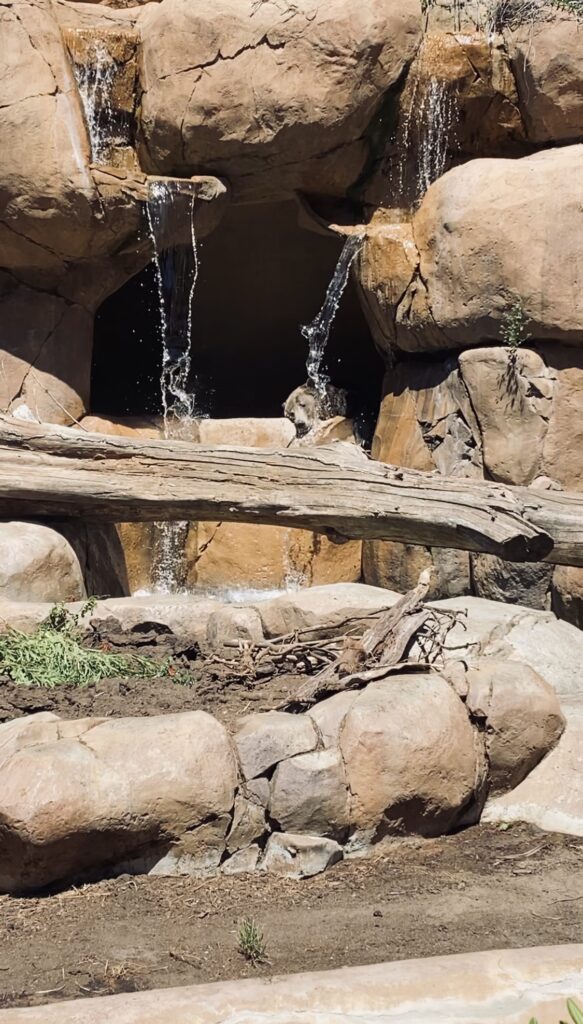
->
0;600;166;688
237;917;268;966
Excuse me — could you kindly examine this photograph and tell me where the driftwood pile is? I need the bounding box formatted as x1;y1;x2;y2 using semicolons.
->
205;572;465;708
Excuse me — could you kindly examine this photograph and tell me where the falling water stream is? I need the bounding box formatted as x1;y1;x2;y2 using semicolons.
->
145;181;201;593
301;234;363;398
73;39;117;163
396;75;458;205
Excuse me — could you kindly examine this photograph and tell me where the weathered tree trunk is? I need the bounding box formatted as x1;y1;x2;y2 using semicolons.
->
0;418;581;566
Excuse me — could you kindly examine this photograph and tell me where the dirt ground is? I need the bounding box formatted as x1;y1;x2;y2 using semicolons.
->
0;632;581;1011
0;824;581;1008
0;669;302;729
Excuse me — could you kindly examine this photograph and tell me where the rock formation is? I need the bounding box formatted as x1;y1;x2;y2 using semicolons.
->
0;646;565;893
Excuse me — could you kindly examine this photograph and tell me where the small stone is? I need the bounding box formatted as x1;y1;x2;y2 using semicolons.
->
221;845;261;875
261;833;342;879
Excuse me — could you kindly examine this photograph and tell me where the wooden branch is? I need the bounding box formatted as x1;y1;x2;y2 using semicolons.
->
0;418;581;566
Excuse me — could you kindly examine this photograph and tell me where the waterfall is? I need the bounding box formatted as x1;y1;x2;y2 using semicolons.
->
392;31;459;208
301;234;362;398
415;78;458;197
396;75;457;205
145;181;200;423
145;181;201;593
73;39;117;164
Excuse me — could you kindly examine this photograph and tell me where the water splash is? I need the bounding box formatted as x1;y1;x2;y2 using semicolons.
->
73;39;117;164
301;234;362;398
145;180;201;593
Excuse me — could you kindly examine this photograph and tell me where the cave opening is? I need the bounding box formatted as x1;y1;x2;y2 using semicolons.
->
91;200;383;427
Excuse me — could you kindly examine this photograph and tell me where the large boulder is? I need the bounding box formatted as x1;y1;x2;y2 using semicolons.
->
0;711;237;893
483;701;583;837
434;596;583;699
465;661;565;794
359;146;583;354
0;522;85;603
137;0;422;202
339;673;486;838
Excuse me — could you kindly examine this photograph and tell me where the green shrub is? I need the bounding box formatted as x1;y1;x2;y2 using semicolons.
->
237;917;268;965
0;600;165;687
501;300;531;352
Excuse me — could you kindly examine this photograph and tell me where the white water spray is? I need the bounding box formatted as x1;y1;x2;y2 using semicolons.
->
301;234;362;398
145;181;201;593
415;78;458;197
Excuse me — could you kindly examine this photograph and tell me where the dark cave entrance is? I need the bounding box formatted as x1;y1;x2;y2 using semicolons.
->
91;201;383;425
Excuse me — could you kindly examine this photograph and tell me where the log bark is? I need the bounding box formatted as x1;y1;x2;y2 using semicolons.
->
0;418;581;566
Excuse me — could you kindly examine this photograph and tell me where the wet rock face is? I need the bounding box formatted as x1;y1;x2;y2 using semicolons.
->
137;0;422;201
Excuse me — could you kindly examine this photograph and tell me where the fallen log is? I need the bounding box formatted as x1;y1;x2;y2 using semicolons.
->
0;418;581;566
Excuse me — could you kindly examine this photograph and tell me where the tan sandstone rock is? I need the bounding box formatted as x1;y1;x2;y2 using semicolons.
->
340;673;486;837
364;345;583;608
359;147;583;353
138;0;422;202
0;522;86;603
507;16;583;144
0;711;237;893
466;661;565;794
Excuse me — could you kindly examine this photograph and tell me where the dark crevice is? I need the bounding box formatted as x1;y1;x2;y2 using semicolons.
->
91;199;383;420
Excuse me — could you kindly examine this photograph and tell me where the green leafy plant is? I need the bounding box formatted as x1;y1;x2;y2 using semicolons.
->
0;599;165;687
501;300;531;352
237;917;268;966
529;997;583;1024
